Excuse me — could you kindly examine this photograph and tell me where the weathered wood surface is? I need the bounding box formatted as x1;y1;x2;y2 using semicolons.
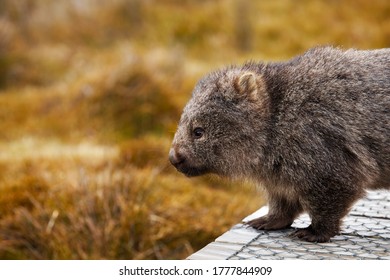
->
187;191;390;260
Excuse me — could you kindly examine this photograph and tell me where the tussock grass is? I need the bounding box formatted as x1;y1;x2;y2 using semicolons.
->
0;149;260;259
0;0;388;259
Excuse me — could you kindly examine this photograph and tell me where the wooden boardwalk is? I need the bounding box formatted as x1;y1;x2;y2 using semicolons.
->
188;191;390;260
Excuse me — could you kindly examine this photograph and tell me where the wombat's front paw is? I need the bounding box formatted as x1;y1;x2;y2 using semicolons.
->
245;215;293;230
290;226;334;243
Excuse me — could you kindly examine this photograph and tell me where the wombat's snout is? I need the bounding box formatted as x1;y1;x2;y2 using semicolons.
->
169;148;186;168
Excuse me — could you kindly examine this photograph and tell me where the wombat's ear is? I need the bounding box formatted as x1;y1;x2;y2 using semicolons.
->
234;72;261;102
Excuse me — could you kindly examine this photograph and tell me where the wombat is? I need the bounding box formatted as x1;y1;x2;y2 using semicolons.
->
169;46;390;242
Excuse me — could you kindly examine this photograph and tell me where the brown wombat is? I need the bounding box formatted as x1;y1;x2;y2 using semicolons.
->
169;46;390;242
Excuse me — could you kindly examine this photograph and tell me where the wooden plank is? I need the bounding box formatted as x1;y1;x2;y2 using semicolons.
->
186;243;244;260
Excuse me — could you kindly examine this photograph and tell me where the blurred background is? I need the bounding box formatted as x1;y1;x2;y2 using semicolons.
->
0;0;389;259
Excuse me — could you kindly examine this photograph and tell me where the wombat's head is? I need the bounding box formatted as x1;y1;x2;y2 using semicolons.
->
169;65;269;178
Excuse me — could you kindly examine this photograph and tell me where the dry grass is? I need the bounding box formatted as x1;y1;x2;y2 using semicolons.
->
0;139;260;259
0;0;389;259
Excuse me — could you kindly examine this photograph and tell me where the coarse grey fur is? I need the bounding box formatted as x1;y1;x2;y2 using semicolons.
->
169;46;390;242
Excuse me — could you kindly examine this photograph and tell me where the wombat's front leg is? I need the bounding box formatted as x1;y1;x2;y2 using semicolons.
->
246;194;303;230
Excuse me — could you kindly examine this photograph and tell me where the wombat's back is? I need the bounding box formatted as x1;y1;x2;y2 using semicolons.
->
264;46;390;190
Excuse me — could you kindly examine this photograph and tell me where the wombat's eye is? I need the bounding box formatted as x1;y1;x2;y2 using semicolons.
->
193;127;205;139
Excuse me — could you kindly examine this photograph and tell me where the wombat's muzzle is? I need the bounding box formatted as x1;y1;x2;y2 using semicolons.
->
169;148;186;168
169;148;208;177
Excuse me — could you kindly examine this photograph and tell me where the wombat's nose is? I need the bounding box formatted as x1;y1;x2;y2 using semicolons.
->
169;148;186;167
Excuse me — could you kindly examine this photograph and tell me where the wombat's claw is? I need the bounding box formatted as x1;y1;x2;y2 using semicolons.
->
244;217;268;230
244;216;293;231
290;227;331;243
